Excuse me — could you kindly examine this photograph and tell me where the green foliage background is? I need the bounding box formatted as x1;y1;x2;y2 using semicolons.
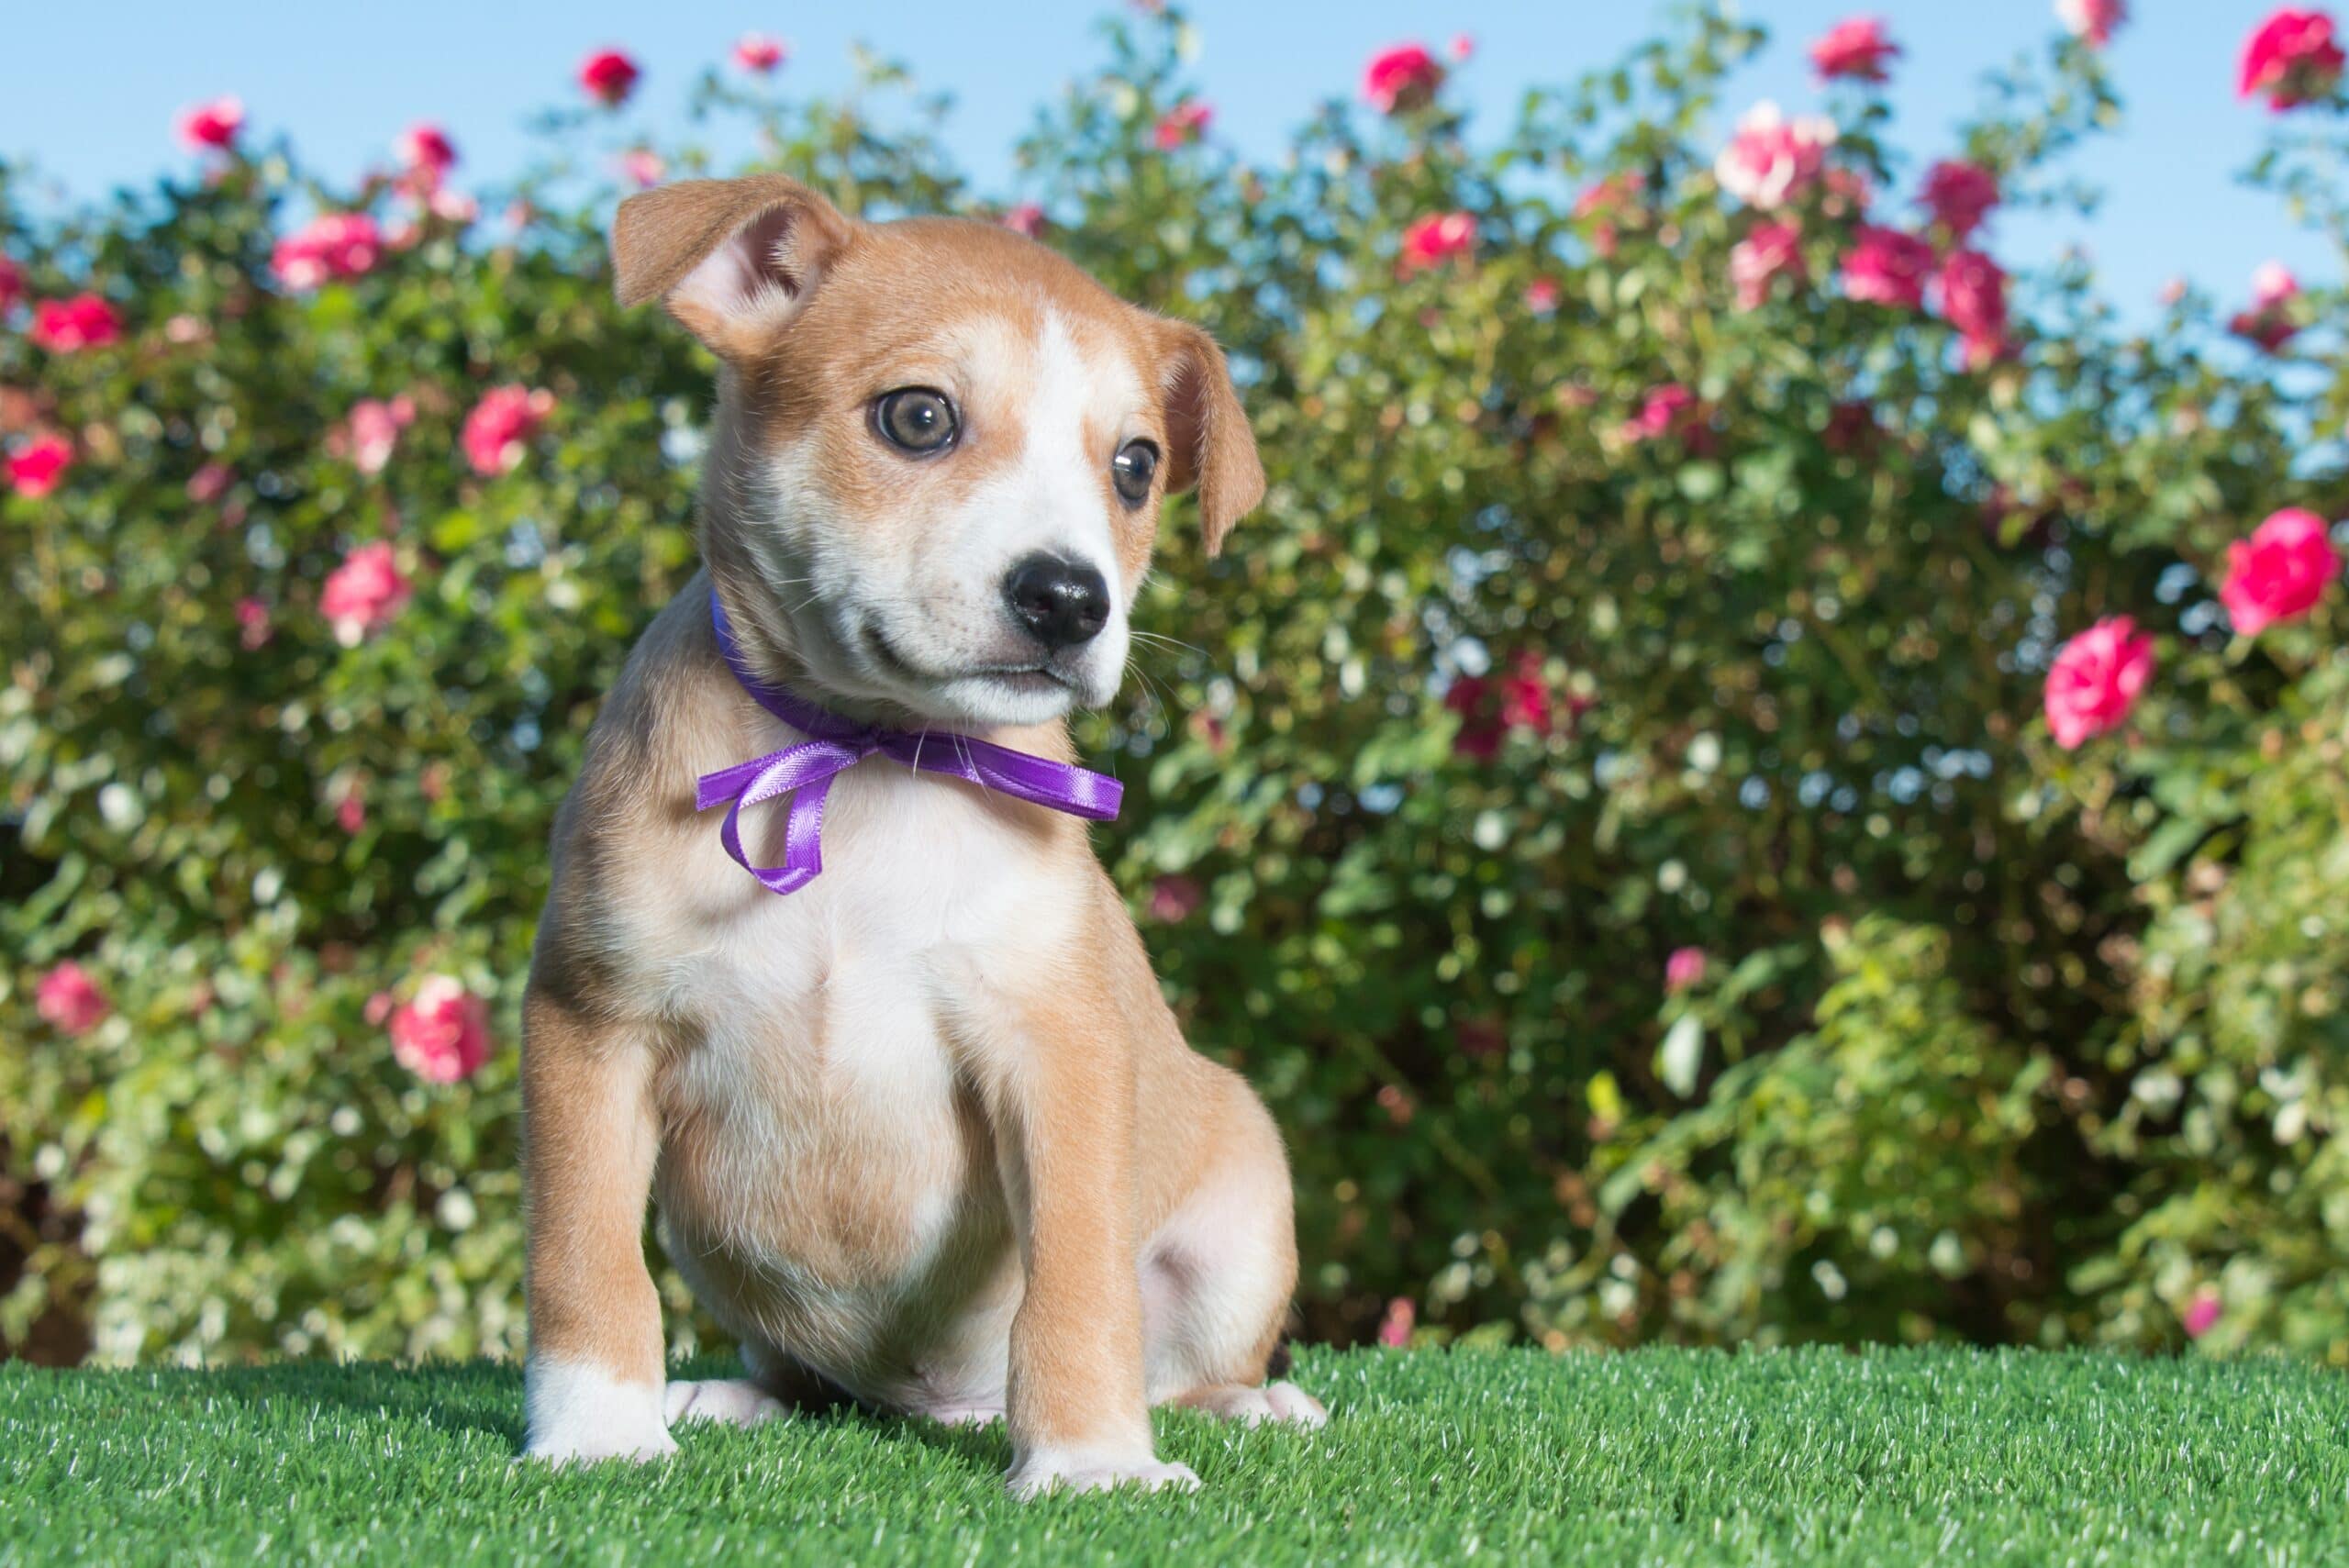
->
5;7;2346;1364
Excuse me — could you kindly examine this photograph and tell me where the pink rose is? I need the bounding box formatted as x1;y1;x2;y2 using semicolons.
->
335;776;369;834
2239;8;2344;109
1449;34;1475;62
387;974;492;1084
1938;249;2010;364
1363;42;1444;114
1842;225;1936;309
29;293;123;352
1713;102;1837;211
186;462;233;503
1730;221;1806;309
2229;261;2302;350
462;384;555;476
1000;204;1046;239
1919;160;1998;241
5;431;72;498
0;256;22;311
1398;211;1475;274
2182;1289;2222;1339
342;395;417;476
618;149;666;189
176;95;245;151
1664;947;1709;993
271;213;382;291
1809;16;1900;82
2043;615;2154;750
2057;0;2127;48
236;595;273;651
733;32;787;73
1523;277;1562;314
396;123;458;183
320;540;413;645
1620;383;1699;445
1147;874;1204;924
1446;651;1555;760
35;961;109;1036
1376;1296;1416;1348
579;49;641;106
1152;99;1212;150
2221;507;2340;635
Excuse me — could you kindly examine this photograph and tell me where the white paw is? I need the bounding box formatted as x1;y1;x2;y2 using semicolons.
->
519;1357;678;1466
1184;1380;1330;1429
918;1404;1007;1428
664;1378;787;1429
1007;1448;1202;1500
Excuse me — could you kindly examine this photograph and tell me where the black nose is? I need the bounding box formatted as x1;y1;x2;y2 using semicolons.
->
1004;554;1110;651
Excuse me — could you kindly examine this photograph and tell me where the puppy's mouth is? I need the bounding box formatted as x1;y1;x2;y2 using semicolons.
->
860;624;1085;712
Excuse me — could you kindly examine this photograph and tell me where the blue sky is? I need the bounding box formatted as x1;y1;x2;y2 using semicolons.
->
0;2;2321;318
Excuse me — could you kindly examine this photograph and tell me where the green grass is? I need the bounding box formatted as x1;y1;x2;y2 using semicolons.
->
3;1348;2345;1565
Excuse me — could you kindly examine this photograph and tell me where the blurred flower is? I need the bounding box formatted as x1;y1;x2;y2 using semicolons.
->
1938;249;2010;365
1730;221;1806;309
29;293;123;352
321;540;412;645
186;462;233;503
1664;947;1709;993
1000;203;1047;239
1809;16;1900;82
1448;33;1475;61
2182;1288;2222;1339
1523;276;1562;314
1363;42;1444;114
2043;616;2154;750
396;123;457;184
272;213;382;291
1147;874;1204;923
1919;160;1998;242
0;256;20;311
1713;102;1836;210
388;974;492;1084
1824;399;1877;452
5;431;72;498
335;776;369;834
1447;651;1555;760
1842;225;1935;308
2239;8;2343;109
1153;98;1212;150
462;384;555;476
1573;171;1646;257
176;95;245;151
579;48;641;106
618;149;666;188
2057;0;2127;48
235;595;273;651
1376;1296;1416;1347
1820;167;1874;221
35;962;108;1036
733;32;787;73
2221;507;2340;634
1398;211;1475;274
2229;261;2301;350
1620;383;1698;444
339;395;417;475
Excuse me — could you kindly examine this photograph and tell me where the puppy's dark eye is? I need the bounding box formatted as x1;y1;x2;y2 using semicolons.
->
874;388;958;455
1110;439;1159;505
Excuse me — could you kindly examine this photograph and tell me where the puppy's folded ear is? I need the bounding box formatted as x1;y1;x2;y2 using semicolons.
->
1157;322;1266;557
610;175;852;359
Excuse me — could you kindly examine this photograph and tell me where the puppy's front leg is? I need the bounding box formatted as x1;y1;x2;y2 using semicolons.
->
518;985;674;1464
976;984;1197;1499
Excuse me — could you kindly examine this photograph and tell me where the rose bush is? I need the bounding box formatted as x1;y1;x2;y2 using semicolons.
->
6;3;2349;1365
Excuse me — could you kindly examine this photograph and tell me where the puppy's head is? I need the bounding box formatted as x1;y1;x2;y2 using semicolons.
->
612;174;1264;728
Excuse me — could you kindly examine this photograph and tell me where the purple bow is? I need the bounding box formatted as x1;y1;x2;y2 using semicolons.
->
696;587;1123;896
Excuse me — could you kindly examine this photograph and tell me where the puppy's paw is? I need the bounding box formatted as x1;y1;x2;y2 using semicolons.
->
1007;1448;1201;1500
664;1378;787;1429
1180;1380;1330;1429
918;1403;1007;1428
519;1358;678;1466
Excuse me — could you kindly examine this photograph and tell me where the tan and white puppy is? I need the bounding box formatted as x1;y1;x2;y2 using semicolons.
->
518;174;1320;1496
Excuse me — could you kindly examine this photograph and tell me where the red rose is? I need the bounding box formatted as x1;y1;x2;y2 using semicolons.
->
579;49;641;106
1809;17;1900;83
2043;616;2154;750
1363;43;1444;114
2220;507;2340;635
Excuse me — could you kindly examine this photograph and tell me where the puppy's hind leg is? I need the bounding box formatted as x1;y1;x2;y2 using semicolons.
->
1144;1080;1327;1430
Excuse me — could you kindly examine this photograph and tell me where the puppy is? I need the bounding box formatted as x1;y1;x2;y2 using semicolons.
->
518;174;1322;1496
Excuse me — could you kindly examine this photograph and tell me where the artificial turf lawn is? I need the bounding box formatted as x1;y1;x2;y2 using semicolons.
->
2;1348;2345;1565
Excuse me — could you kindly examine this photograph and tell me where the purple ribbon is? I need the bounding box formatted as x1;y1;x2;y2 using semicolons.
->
696;587;1123;895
